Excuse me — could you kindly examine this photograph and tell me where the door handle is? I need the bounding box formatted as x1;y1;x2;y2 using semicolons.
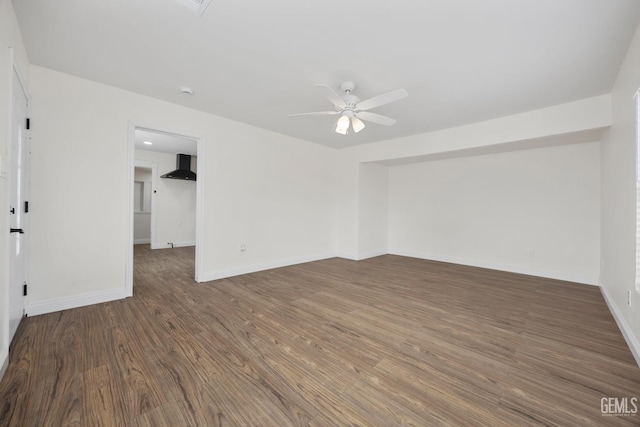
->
10;228;24;234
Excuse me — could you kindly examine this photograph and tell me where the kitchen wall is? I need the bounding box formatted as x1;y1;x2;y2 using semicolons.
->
135;150;197;248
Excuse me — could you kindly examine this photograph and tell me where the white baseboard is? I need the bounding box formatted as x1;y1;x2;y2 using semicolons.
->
134;238;151;244
335;252;358;260
0;349;8;383
26;288;130;317
600;286;640;367
199;252;335;282
355;250;387;261
151;240;195;250
335;250;386;260
389;249;598;286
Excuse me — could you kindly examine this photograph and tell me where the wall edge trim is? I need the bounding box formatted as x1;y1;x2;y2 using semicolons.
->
199;252;335;282
388;250;598;285
600;286;640;367
26;288;129;316
0;350;8;383
355;250;387;261
151;241;195;250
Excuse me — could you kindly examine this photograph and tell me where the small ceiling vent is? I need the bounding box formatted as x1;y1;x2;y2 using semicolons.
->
173;0;212;17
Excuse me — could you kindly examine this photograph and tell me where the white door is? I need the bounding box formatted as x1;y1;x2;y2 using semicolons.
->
8;68;29;342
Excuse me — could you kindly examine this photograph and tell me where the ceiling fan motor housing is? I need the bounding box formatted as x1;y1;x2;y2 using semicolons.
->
342;94;360;110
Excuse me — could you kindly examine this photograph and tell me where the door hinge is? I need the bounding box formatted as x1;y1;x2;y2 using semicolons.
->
26;118;30;130
23;283;27;296
25;201;29;213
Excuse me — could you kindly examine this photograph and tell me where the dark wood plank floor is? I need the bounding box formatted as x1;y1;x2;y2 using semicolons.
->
1;245;639;426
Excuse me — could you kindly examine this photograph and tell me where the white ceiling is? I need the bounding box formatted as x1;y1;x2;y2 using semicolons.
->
13;0;640;149
135;129;197;156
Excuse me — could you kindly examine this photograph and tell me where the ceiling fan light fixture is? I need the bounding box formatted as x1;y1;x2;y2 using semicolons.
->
291;81;408;136
352;117;365;133
336;114;350;134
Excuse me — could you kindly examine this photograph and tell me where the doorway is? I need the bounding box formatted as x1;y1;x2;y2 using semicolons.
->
126;124;204;296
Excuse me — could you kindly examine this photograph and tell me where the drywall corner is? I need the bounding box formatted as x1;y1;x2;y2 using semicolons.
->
601;286;640;367
0;349;8;383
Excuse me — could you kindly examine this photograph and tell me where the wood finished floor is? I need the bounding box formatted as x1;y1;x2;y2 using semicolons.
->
1;245;639;426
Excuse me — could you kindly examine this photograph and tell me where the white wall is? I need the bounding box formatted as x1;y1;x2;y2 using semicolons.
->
388;142;601;284
334;153;360;259
0;0;30;381
202;129;337;280
347;95;611;164
27;65;337;314
357;163;388;259
135;150;197;248
600;23;640;364
335;96;610;260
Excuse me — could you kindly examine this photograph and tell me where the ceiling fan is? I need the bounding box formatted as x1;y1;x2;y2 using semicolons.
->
289;82;408;135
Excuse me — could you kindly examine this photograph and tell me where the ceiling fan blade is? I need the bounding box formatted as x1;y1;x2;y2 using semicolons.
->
357;111;397;126
289;111;340;117
356;88;408;111
315;84;346;108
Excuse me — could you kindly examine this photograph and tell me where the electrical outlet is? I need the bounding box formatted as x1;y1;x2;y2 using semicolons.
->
240;244;246;253
527;248;535;257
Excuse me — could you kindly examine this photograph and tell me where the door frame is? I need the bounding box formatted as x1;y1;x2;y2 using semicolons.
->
125;121;205;296
6;47;30;343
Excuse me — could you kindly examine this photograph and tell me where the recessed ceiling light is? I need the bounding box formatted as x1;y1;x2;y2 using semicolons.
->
143;141;153;145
